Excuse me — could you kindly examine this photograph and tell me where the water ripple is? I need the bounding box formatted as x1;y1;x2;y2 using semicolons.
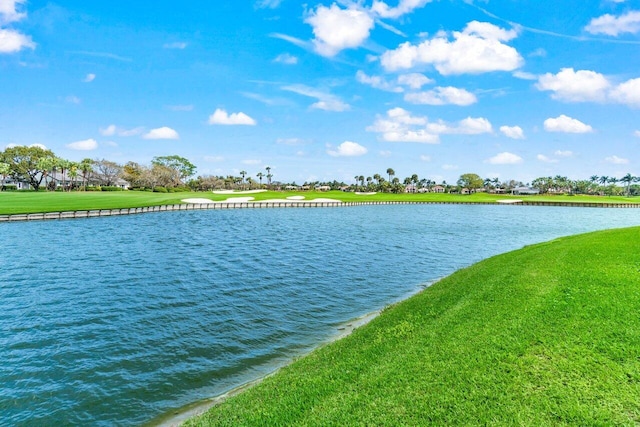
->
1;205;639;425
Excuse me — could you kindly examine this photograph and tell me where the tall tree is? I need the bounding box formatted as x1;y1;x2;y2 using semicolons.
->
621;173;635;196
79;158;94;190
151;155;196;184
457;173;483;194
93;159;123;186
386;168;395;182
2;145;56;191
265;166;272;188
0;161;9;190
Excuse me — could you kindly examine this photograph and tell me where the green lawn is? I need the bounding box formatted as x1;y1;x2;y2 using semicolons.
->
185;227;640;426
0;190;638;215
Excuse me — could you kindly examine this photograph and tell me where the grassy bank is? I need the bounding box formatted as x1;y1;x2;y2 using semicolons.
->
0;190;638;215
185;227;640;426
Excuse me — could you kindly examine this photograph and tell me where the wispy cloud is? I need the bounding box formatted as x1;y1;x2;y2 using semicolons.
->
68;51;133;62
281;84;350;111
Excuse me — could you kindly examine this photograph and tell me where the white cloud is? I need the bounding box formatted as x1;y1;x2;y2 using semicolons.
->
208;109;257;125
500;125;525;139
379;150;392;157
327;141;368;157
605;155;629;164
397;73;433;89
442;164;458;170
66;138;98;151
404;86;477;106
634;130;640;137
163;42;187;49
242;159;262;165
380;21;523;75
99;125;145;137
256;0;282;9
204;155;224;162
512;71;538;80
65;95;81;104
367;108;492;143
555;150;573;157
585;11;640;36
274;53;298;64
544;115;593;133
281;84;350;111
83;73;96;83
609;78;640;107
0;28;35;53
486;152;523;165
0;0;26;24
305;4;374;57
536;68;610;102
356;71;403;92
420;155;431;162
143;127;180;140
537;154;558;163
371;0;432;18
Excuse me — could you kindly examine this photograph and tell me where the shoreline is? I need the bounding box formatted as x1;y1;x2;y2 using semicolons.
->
2;199;640;223
150;280;438;427
149;310;382;427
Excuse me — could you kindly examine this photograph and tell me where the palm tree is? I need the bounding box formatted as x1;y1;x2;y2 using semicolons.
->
366;176;372;190
373;173;381;185
386;168;395;182
620;173;635;196
240;170;247;189
359;175;365;188
265;166;273;188
80;158;93;191
70;162;81;191
354;175;359;191
256;172;264;187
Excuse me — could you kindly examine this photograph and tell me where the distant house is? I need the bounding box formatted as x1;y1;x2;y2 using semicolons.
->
512;186;540;195
316;185;331;192
461;188;471;195
432;185;445;193
405;184;417;193
1;177;31;190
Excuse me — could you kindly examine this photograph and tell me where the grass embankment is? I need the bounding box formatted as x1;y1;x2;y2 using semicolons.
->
0;190;638;215
186;227;640;426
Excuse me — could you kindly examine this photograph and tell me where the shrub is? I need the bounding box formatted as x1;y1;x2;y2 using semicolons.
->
101;186;124;191
153;186;168;193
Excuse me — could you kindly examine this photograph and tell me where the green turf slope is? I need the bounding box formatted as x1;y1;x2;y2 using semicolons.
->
186;227;640;426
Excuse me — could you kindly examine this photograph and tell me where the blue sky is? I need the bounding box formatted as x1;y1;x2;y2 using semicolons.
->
1;0;640;185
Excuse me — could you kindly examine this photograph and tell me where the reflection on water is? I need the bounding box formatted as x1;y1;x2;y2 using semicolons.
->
1;205;638;426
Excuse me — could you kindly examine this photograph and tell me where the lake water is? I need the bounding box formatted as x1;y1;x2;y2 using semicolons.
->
1;204;639;426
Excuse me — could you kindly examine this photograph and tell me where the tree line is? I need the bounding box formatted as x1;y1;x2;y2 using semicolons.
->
1;146;638;196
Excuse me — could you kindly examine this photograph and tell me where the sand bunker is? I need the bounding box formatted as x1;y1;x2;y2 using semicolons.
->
497;199;523;204
258;198;341;204
182;198;216;204
212;190;267;194
182;197;255;204
182;196;342;205
355;192;377;196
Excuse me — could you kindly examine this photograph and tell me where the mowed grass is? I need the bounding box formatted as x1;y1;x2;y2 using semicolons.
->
186;227;640;426
0;190;638;215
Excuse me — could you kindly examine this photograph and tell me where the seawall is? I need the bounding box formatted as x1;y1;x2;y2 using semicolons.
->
1;200;639;223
